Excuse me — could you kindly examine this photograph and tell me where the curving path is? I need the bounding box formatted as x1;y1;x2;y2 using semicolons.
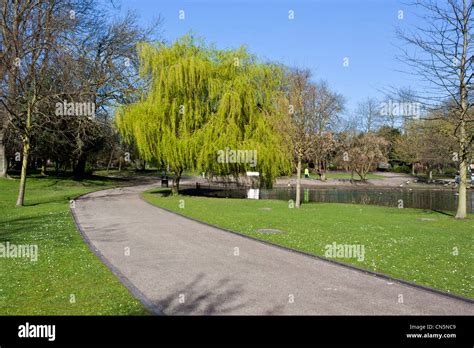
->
72;182;473;315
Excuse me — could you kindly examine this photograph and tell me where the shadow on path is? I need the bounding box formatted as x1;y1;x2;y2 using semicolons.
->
155;273;284;315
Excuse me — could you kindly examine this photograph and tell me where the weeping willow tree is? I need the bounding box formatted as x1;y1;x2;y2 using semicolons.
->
116;36;291;194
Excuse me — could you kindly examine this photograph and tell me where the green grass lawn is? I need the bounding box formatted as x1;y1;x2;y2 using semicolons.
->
0;175;149;315
324;172;385;179
290;171;385;180
144;189;473;298
92;168;160;177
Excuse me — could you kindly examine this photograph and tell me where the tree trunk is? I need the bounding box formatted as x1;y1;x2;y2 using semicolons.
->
411;164;415;176
456;158;467;219
16;106;32;207
0;130;7;178
318;159;327;181
295;155;302;208
40;159;47;176
106;149;114;173
16;142;29;206
455;121;468;219
74;154;87;177
322;160;328;181
171;169;183;195
455;5;469;220
428;170;432;181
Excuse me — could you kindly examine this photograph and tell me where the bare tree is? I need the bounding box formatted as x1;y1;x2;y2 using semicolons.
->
50;10;160;176
397;0;473;218
312;132;337;181
345;133;389;182
0;0;161;205
0;0;76;205
356;97;380;132
286;69;316;208
310;81;344;180
395;118;456;178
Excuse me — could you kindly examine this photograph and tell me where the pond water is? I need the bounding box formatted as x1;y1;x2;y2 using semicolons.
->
179;185;474;213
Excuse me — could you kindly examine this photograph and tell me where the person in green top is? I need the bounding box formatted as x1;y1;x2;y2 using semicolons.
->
304;168;310;178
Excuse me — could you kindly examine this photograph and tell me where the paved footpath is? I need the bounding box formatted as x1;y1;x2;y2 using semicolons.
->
72;182;474;315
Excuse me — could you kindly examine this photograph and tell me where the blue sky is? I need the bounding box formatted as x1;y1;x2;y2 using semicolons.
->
112;0;421;112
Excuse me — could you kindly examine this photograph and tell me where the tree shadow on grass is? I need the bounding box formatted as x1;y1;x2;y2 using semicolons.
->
0;213;69;243
22;196;73;207
148;189;173;197
432;210;455;217
153;273;284;315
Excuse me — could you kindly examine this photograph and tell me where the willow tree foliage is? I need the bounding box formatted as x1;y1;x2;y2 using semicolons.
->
116;36;291;193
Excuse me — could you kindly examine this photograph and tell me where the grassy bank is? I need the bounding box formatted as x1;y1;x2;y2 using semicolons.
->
144;189;473;298
0;175;148;315
286;172;386;180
